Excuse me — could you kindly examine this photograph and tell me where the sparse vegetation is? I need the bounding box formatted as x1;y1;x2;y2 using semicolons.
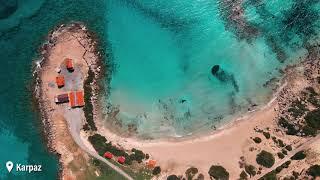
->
208;165;229;180
291;150;306;160
83;69;97;131
256;150;275;168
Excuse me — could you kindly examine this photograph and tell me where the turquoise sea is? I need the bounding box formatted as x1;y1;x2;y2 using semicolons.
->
104;0;320;138
0;0;320;179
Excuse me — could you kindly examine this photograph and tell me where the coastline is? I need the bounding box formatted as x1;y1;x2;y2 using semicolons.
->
34;22;105;179
33;21;320;179
90;47;320;178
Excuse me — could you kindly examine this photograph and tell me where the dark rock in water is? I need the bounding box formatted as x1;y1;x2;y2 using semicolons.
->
0;0;18;20
211;65;220;75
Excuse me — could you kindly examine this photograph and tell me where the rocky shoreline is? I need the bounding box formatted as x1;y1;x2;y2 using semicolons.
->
34;22;104;179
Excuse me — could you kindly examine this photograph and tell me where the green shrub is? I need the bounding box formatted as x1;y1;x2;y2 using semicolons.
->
263;132;270;139
275;166;283;173
278;139;285;147
291;151;306;160
281;161;291;168
256;150;275;168
302;125;317;136
167;175;179;180
285;145;292;151
307;165;320;177
185;167;198;180
208;165;229;180
253;137;262;144
130;148;145;163
196;173;204;180
282;149;288;155
288;100;308;118
240;170;248;180
245;164;256;177
277;152;285;159
152;166;161;175
305;109;320;129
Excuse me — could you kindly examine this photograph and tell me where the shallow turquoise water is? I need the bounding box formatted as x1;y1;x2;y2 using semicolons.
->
0;0;107;179
105;0;320;137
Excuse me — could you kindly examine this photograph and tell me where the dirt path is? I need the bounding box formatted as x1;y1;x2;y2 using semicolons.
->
64;110;133;180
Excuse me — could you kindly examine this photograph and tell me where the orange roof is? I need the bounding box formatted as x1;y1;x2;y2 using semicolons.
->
56;76;65;87
118;156;126;164
76;91;85;107
146;160;156;168
69;91;85;108
65;58;74;69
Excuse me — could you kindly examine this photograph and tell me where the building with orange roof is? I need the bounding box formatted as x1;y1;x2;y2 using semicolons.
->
56;76;65;88
117;156;126;164
65;58;74;72
146;159;156;168
69;91;85;108
103;152;113;159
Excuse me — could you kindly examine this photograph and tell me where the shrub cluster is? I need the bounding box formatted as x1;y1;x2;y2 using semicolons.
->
307;165;320;177
88;134;146;165
208;165;229;180
256;150;275;168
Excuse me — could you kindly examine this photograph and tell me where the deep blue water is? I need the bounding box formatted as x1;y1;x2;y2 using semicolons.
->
0;0;107;179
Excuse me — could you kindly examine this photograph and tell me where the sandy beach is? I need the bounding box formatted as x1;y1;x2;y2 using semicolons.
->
91;55;320;179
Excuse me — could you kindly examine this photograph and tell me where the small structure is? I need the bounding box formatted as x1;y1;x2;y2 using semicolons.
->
103;152;113;159
65;58;74;72
69;91;85;108
117;156;126;164
54;93;69;104
55;76;65;88
146;159;156;168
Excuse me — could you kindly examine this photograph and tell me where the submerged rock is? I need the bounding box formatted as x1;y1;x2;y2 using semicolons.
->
0;0;18;19
211;65;220;75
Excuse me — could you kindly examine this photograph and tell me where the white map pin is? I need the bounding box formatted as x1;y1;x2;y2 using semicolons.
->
6;161;13;173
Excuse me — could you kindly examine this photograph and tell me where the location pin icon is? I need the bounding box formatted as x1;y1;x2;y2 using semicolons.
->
6;161;13;173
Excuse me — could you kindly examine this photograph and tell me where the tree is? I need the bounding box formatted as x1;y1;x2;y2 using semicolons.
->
185;167;198;180
305;109;320;129
245;164;256;177
167;175;179;180
208;165;229;180
291;151;306;160
256;150;275;168
307;165;320;177
152;166;161;175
